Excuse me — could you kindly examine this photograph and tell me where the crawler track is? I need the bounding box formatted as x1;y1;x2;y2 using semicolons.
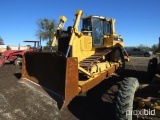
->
79;48;112;71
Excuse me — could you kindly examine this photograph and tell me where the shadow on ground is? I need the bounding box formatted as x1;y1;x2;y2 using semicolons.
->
67;68;151;120
14;73;21;79
68;76;120;120
121;68;150;84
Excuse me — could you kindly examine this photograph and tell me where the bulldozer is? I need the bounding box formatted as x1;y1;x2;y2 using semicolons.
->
19;10;127;109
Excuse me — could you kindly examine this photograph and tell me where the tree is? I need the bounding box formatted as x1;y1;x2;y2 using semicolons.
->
0;36;4;45
125;45;151;51
126;43;159;54
36;18;57;50
151;44;158;54
138;44;151;51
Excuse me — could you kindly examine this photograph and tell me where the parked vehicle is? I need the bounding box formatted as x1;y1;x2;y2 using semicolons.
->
127;48;151;57
0;40;41;67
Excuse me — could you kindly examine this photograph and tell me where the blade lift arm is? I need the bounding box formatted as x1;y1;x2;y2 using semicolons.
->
65;10;83;57
50;16;67;51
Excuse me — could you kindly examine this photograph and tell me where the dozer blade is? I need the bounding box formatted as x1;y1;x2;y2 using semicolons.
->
19;51;79;109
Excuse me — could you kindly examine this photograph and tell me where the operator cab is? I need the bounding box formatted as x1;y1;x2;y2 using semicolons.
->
82;16;112;47
23;40;42;51
81;16;123;47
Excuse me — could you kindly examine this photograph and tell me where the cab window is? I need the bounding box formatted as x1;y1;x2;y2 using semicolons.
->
82;18;92;31
103;21;111;35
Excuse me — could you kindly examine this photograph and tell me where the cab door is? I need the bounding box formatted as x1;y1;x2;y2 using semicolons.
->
92;17;104;47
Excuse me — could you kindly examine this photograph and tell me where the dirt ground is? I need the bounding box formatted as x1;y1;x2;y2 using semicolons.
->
0;56;159;120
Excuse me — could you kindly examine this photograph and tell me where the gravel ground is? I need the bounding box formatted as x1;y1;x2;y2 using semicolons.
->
0;56;159;120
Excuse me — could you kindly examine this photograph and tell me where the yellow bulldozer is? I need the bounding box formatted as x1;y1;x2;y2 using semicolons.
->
19;10;127;109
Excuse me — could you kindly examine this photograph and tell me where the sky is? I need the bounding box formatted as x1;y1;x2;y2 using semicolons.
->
0;0;160;47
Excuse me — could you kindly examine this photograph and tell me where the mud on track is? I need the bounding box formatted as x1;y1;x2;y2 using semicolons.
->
0;56;159;120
